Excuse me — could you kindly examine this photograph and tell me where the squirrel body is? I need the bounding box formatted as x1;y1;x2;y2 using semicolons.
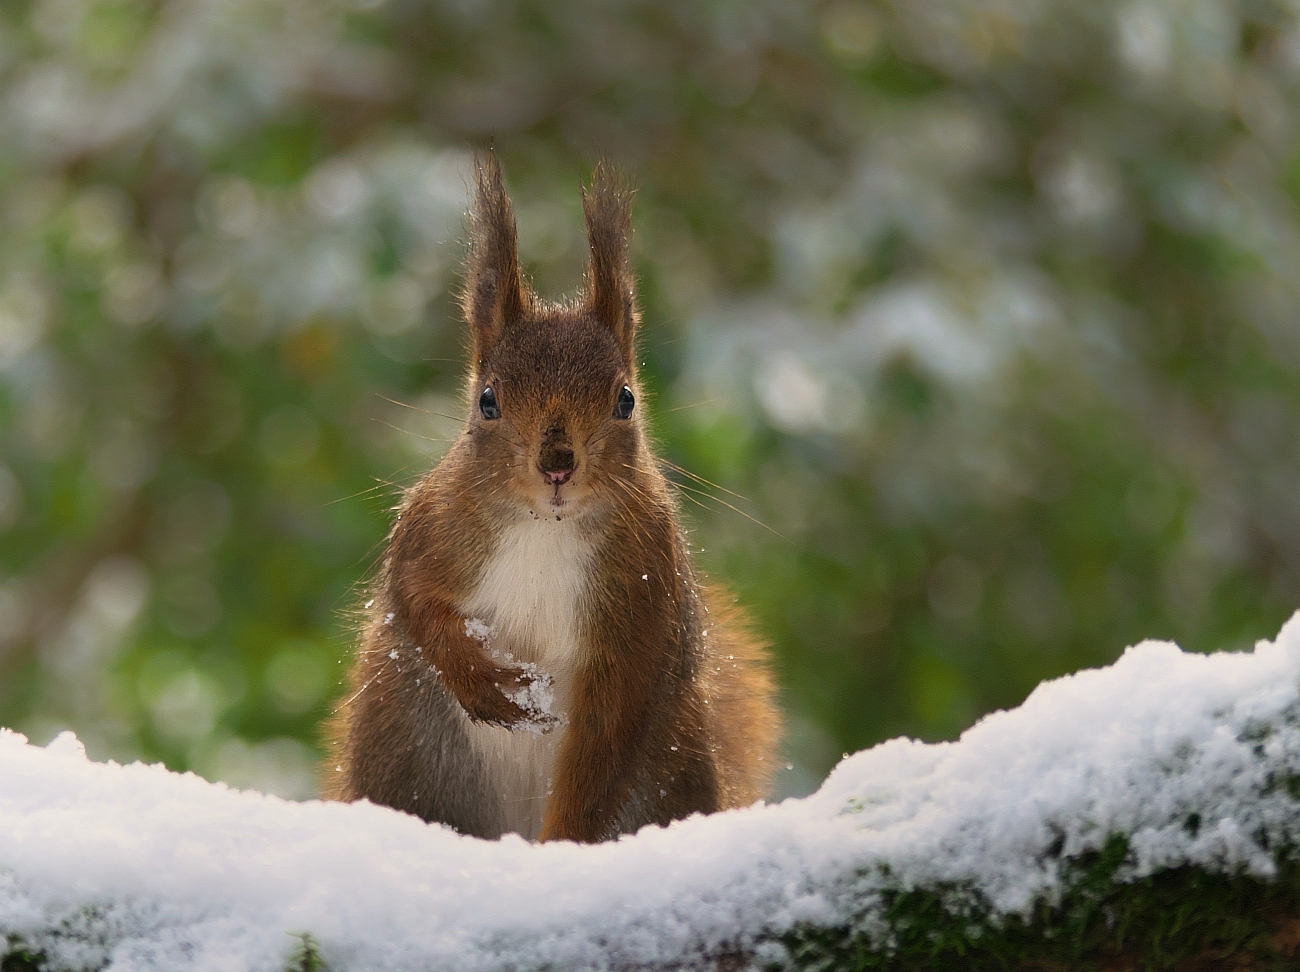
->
324;158;780;843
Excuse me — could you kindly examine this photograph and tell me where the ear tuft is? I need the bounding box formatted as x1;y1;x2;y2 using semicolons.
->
462;152;530;369
582;161;639;358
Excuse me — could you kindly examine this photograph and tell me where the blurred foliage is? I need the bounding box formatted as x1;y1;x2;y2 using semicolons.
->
0;0;1299;798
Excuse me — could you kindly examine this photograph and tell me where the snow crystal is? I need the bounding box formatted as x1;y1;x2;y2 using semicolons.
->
500;660;562;736
463;617;492;643
4;615;1300;971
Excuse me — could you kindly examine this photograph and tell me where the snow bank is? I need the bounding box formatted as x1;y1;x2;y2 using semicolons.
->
6;616;1300;971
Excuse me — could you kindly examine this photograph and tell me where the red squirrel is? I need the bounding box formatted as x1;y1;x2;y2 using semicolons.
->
323;156;781;843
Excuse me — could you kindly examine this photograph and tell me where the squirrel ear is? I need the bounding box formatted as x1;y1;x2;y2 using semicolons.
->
463;152;530;370
582;161;639;360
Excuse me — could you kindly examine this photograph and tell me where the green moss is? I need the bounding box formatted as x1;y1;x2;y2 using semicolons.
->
286;932;327;972
782;838;1300;971
0;948;43;972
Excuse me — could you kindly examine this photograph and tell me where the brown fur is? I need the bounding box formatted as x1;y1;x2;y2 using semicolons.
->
323;155;781;843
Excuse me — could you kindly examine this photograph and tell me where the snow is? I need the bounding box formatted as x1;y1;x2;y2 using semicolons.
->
6;616;1300;971
501;665;561;736
463;617;492;644
463;616;561;735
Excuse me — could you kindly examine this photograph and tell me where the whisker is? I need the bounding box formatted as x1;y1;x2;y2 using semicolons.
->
373;418;455;446
466;421;526;450
611;477;654;513
319;460;429;509
583;425;621;449
657;471;786;541
696;492;786;541
659;458;753;505
665;399;717;413
376;393;467;425
319;480;398;508
606;476;656;547
340;542;387;596
445;470;499;507
667;482;724;523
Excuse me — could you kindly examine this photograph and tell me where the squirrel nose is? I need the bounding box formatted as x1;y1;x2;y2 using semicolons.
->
539;446;575;486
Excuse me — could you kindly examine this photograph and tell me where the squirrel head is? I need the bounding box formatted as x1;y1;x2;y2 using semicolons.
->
458;155;646;522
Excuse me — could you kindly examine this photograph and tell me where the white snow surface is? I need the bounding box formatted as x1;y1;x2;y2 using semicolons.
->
7;616;1300;971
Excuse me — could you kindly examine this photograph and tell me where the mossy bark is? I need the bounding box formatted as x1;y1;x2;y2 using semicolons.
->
784;847;1300;971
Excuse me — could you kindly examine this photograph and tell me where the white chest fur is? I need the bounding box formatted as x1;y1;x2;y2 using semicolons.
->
459;515;594;839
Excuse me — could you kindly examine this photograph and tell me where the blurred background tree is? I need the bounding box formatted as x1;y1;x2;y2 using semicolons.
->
0;0;1298;800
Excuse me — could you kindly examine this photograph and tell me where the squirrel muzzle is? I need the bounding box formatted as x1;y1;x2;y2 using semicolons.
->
538;425;577;487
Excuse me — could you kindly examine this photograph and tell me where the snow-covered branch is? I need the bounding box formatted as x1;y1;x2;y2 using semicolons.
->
7;616;1300;971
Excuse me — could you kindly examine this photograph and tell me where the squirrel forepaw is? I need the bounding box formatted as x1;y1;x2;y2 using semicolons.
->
458;664;562;734
501;666;561;736
454;619;562;733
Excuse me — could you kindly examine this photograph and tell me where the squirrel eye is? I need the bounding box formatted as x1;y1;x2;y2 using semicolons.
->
479;386;501;421
614;385;635;420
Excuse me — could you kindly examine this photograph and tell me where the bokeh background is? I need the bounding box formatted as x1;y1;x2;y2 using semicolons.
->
1;0;1299;800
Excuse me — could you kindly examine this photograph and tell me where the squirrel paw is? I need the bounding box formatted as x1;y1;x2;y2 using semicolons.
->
460;664;561;734
501;665;561;736
456;618;562;733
